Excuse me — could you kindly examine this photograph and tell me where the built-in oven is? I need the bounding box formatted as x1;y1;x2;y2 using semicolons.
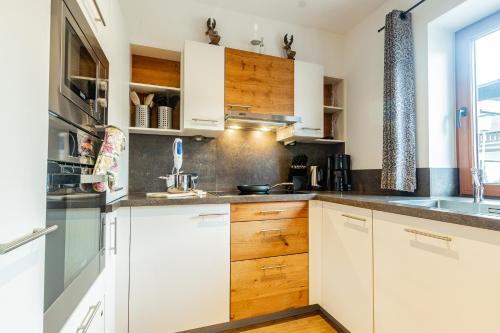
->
49;0;108;128
44;114;107;333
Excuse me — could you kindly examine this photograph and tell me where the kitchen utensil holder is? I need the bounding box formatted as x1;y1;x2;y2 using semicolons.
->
135;105;150;128
158;106;173;129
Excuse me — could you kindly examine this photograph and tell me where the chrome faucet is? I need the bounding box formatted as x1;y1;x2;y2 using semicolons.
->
471;168;484;203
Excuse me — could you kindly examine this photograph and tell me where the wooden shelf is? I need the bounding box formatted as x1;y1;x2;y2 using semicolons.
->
314;138;345;144
324;105;344;113
129;127;182;135
130;82;181;94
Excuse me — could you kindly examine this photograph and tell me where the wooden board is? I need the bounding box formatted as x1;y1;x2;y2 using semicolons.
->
324;84;333;107
131;55;180;88
230;253;309;321
225;48;294;115
231;218;309;261
231;202;308;222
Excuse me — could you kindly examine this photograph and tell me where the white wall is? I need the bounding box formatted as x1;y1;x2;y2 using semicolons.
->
120;0;344;77
0;0;51;332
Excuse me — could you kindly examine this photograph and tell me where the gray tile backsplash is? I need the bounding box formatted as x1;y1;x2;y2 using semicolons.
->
129;131;344;193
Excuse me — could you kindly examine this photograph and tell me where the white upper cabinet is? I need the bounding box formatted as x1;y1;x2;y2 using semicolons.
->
373;211;500;333
294;61;324;138
129;204;230;333
77;0;108;38
322;203;373;333
277;60;324;142
182;40;225;136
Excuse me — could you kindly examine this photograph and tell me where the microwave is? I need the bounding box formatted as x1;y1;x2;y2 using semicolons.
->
49;0;108;129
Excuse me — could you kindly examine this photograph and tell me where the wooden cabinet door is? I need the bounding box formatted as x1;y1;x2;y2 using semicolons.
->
373;211;500;333
129;205;230;333
293;61;324;138
322;203;373;333
183;40;225;134
225;48;294;115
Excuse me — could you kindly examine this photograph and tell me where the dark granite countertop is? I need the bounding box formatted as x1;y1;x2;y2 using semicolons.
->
106;192;500;232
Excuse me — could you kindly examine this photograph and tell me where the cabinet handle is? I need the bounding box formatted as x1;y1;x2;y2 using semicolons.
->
260;228;282;234
77;301;101;333
226;104;253;110
192;118;220;124
301;127;321;131
198;213;229;217
0;225;58;255
404;228;452;242
341;214;367;222
261;264;287;270
110;217;117;255
92;0;106;26
259;210;285;214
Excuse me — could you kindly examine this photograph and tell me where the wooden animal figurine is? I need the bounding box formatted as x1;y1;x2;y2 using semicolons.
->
283;33;296;60
206;18;221;45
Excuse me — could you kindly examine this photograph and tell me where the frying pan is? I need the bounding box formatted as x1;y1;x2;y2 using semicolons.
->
237;182;293;194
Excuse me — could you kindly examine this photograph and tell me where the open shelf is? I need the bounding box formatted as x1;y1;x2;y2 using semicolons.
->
129;82;180;94
129;127;182;136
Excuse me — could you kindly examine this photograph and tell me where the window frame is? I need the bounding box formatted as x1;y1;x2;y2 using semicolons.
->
456;11;500;197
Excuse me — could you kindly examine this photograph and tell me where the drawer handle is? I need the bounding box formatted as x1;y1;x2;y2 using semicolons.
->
77;301;101;333
0;225;58;255
226;104;252;110
300;127;321;131
404;228;452;242
261;264;287;271
260;228;282;234
199;213;229;217
192;118;220;124
341;214;367;222
259;210;285;214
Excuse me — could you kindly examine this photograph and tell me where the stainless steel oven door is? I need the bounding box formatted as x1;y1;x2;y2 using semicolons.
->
60;3;99;119
43;161;106;333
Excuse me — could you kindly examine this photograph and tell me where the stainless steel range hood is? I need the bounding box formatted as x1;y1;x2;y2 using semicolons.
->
224;110;301;130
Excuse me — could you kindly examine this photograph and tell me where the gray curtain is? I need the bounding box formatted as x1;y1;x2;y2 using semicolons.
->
381;10;417;192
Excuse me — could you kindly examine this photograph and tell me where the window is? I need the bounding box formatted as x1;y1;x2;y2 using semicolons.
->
456;11;500;197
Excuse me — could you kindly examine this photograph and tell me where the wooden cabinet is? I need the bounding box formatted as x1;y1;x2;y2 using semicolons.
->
225;48;294;115
129;205;230;333
373;211;500;333
322;203;373;333
183;40;225;136
230;201;309;320
231;253;309;320
231;218;308;261
277;61;324;142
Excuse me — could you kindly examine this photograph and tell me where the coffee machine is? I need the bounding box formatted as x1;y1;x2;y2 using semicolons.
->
327;154;352;191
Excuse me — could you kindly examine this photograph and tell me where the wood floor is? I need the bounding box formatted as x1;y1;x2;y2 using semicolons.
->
222;314;338;333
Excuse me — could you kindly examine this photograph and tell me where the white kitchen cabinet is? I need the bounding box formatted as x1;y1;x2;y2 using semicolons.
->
277;61;324;143
182;40;225;136
59;273;105;333
129;204;230;333
77;0;108;39
309;200;323;305
0;1;50;332
322;203;373;333
373;211;500;333
105;207;131;333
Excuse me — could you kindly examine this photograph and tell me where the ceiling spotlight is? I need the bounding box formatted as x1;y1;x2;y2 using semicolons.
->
260;127;271;132
229;125;242;130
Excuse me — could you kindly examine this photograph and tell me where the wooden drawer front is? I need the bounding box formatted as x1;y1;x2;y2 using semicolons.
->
231;201;308;222
230;253;309;320
231;218;308;261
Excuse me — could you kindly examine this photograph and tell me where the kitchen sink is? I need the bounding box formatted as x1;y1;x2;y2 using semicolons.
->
389;198;500;217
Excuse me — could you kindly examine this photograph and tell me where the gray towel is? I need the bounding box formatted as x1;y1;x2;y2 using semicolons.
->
381;10;417;192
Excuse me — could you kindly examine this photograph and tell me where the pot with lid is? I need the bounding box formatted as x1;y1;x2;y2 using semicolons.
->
159;173;198;193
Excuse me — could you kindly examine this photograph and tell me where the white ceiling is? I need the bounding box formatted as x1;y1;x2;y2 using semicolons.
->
193;0;387;34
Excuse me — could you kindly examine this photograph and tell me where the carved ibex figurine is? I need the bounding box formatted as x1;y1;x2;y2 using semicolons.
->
206;18;221;45
283;33;296;60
